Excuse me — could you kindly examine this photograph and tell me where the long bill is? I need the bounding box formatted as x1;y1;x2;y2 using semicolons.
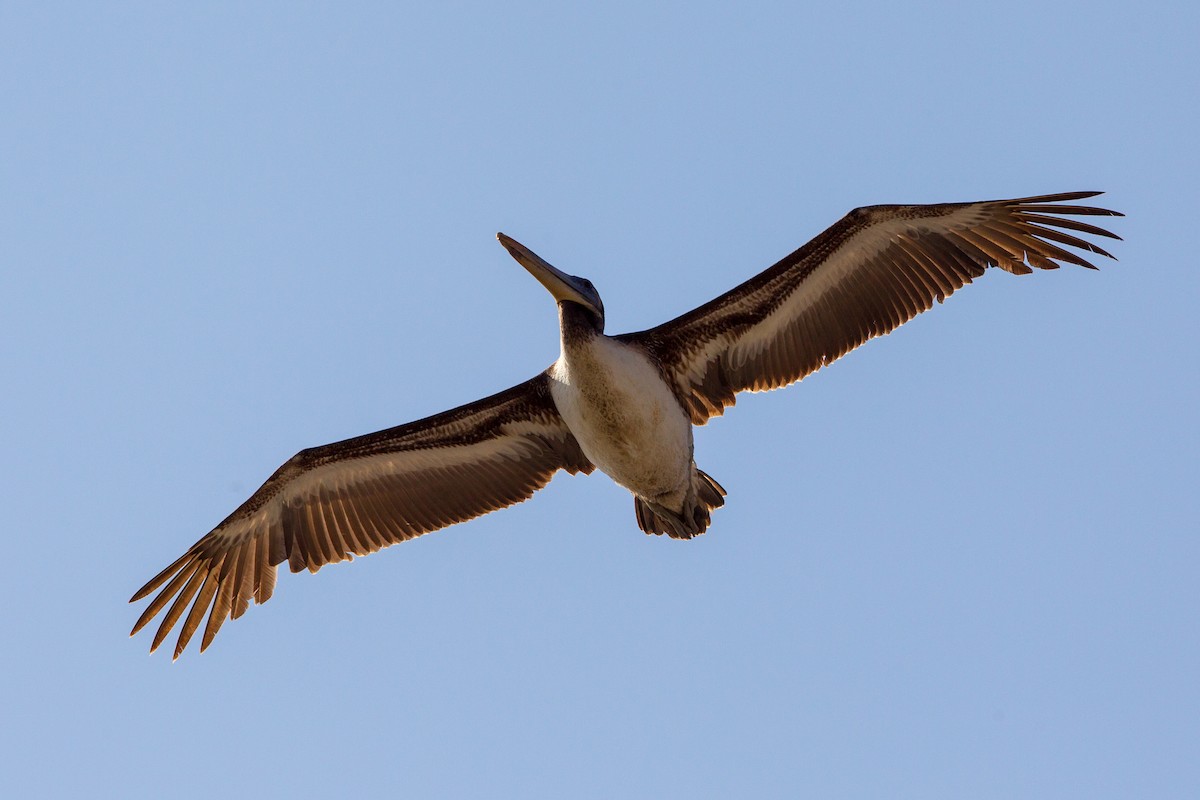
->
497;232;601;315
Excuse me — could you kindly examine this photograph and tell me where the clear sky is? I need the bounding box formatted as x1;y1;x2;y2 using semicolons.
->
3;2;1196;798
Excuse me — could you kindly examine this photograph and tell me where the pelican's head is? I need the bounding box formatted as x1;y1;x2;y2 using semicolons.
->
497;233;605;331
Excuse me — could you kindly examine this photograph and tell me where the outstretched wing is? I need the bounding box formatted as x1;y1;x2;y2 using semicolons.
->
620;192;1122;423
130;373;593;658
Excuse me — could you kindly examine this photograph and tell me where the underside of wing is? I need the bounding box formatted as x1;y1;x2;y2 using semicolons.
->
130;373;593;658
621;192;1122;423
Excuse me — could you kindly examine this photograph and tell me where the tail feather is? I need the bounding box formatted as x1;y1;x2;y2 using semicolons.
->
633;468;727;540
696;469;727;509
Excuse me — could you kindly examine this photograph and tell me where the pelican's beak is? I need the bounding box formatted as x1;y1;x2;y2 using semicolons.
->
497;233;602;316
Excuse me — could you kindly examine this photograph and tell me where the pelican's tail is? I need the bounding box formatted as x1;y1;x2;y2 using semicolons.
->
633;469;727;540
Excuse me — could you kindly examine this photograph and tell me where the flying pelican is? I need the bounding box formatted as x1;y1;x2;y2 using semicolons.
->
131;191;1121;657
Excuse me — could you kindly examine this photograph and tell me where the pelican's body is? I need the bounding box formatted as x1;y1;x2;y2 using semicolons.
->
548;304;717;537
131;191;1122;657
551;323;691;498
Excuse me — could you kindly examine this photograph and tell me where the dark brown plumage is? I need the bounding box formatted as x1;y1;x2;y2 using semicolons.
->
130;376;593;657
623;192;1121;422
131;191;1121;658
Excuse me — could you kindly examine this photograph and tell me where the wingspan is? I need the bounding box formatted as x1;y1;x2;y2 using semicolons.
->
130;373;593;658
620;192;1122;423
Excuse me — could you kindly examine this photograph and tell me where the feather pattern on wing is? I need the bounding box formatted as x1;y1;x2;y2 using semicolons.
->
619;192;1122;423
130;373;592;658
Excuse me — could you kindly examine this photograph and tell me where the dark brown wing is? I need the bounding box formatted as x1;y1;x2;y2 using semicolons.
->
130;373;593;658
619;192;1122;423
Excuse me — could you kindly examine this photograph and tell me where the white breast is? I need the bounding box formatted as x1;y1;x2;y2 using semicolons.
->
548;337;693;500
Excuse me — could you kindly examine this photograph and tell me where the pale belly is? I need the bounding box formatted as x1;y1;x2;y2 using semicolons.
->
548;337;693;501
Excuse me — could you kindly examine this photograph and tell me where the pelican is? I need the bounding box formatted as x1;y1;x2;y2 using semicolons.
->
131;191;1121;657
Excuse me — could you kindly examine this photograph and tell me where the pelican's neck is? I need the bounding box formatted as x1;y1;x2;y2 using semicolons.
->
557;301;604;360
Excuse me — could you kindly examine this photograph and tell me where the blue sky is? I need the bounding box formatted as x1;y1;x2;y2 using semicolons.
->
3;2;1197;797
